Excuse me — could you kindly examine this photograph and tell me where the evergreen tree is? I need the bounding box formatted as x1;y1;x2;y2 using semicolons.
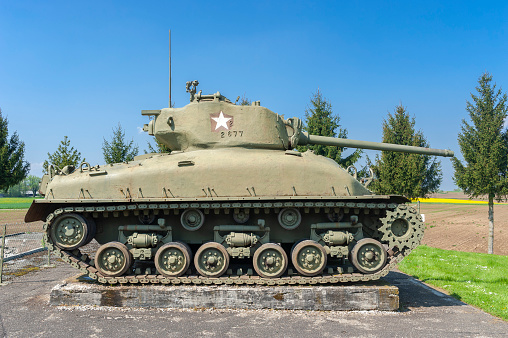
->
369;105;442;199
453;72;508;254
297;89;361;167
43;136;84;173
234;94;251;106
0;108;30;191
102;123;139;164
146;138;171;154
239;94;251;106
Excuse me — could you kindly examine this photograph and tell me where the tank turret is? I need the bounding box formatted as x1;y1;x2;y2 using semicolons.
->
142;81;454;157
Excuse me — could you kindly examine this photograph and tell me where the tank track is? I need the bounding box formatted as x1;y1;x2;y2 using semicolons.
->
42;201;422;285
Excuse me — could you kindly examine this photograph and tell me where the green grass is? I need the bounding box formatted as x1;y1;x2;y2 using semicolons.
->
0;197;40;209
399;245;508;321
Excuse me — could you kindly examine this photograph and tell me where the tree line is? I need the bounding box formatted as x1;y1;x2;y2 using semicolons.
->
297;72;506;255
1;72;506;253
296;90;444;199
40;124;144;175
2;175;40;197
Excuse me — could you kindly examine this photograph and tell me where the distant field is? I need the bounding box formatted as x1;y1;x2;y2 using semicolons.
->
0;197;40;209
399;245;508;321
411;202;508;256
415;197;508;205
0;209;43;233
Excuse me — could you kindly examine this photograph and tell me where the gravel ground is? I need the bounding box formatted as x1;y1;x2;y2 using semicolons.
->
1;204;507;337
0;264;507;337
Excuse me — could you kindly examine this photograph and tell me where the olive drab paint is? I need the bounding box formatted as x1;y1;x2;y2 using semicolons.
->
25;81;453;285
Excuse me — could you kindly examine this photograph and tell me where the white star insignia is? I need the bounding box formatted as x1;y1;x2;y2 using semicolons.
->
212;111;232;130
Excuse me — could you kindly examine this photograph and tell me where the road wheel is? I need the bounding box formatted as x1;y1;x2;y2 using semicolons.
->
351;238;387;274
95;242;132;277
253;243;288;278
291;240;327;276
155;242;192;277
194;242;229;277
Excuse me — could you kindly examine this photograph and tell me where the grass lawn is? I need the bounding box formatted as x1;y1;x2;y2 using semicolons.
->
399;245;508;321
0;197;40;209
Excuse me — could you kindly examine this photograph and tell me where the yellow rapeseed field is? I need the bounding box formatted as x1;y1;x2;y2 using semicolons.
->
413;198;508;205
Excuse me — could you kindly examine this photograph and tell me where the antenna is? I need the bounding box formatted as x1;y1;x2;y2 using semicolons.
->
169;29;172;108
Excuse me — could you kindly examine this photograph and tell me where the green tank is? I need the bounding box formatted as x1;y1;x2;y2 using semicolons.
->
25;81;453;285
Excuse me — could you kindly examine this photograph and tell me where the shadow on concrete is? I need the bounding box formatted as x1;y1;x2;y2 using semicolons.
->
384;270;466;310
8;278;57;284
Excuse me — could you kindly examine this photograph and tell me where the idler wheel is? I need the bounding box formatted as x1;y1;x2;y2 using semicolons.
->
181;209;205;231
291;240;327;277
95;242;132;277
351;238;387;274
253;243;288;278
155;242;192;277
278;208;302;230
194;242;229;277
49;213;95;250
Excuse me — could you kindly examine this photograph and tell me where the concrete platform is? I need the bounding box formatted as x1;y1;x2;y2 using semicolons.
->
49;275;399;311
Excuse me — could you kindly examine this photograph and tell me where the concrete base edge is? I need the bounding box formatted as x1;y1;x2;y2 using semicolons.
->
50;275;399;311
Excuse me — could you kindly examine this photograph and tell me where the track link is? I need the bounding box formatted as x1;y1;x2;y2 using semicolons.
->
43;200;419;285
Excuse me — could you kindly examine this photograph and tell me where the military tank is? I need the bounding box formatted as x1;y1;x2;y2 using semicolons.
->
25;81;453;285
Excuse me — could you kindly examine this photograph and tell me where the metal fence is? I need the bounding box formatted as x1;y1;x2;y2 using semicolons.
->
0;222;54;283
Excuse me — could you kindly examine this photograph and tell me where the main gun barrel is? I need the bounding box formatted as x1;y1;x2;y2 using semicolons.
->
299;133;454;157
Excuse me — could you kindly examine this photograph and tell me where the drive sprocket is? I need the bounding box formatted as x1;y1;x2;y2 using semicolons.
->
379;204;424;251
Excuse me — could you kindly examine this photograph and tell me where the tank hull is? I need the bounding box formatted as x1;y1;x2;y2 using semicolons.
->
28;148;372;205
28;149;422;285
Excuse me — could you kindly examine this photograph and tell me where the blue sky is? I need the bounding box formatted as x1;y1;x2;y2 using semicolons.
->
1;1;508;191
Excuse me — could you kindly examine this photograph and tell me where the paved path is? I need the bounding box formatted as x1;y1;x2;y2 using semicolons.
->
0;264;506;337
